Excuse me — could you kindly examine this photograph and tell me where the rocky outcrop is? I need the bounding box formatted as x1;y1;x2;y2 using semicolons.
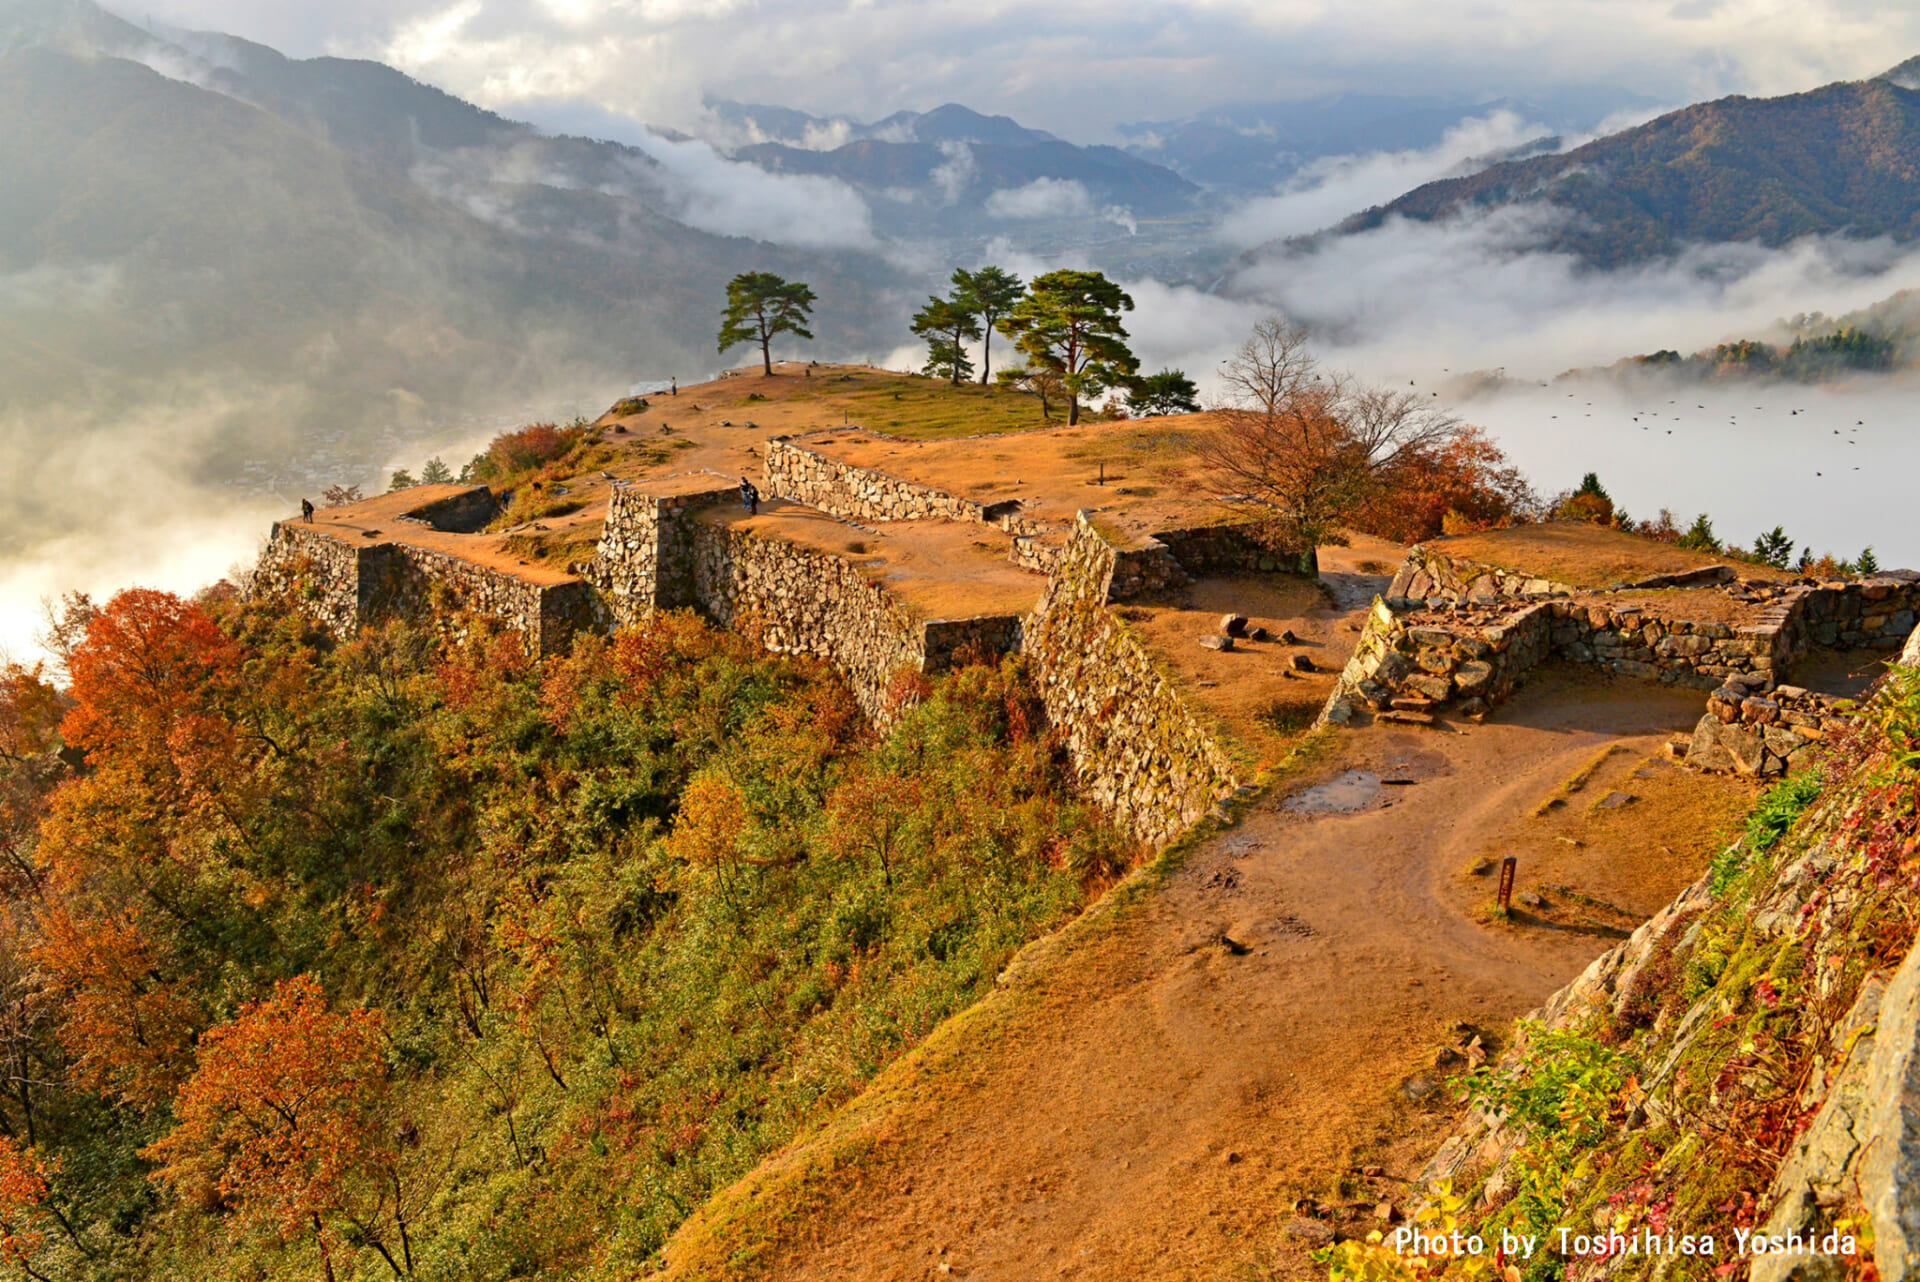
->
1023;515;1240;845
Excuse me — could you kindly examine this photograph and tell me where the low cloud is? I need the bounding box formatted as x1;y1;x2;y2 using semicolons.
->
1231;206;1920;380
984;177;1091;219
514;100;878;250
930;141;976;205
630;131;877;250
1217;110;1559;248
982;178;1137;234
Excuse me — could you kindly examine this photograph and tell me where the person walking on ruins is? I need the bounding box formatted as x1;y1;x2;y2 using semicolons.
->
739;477;759;515
670;377;677;396
301;498;314;523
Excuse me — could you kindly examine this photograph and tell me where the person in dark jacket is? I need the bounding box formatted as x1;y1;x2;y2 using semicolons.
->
301;498;315;523
739;477;759;515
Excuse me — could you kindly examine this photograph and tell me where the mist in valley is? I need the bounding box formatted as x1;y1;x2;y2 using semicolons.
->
8;0;1920;662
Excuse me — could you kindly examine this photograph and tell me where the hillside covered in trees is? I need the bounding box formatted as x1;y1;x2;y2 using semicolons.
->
0;591;1126;1280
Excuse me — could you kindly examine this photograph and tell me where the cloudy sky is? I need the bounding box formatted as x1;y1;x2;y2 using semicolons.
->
131;0;1916;139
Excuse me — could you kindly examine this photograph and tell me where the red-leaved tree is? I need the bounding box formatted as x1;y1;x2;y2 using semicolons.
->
143;975;402;1281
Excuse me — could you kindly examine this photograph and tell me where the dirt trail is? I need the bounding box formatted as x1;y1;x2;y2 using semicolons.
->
746;664;1749;1282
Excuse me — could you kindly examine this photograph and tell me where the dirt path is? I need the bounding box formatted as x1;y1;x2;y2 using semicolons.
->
738;667;1751;1282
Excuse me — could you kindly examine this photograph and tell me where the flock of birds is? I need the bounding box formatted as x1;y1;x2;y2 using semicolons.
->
1409;370;1875;481
1537;391;1867;476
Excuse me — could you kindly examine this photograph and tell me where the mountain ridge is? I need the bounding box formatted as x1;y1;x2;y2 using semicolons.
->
1296;74;1920;265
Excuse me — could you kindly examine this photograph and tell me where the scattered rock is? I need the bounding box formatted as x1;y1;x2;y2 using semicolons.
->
1376;1201;1400;1223
1285;1217;1336;1247
1434;1046;1464;1069
1289;654;1315;672
1221;923;1256;955
1278;628;1299;644
1221;614;1249;637
1199;634;1235;652
1518;891;1546;909
1399;1076;1440;1102
1247;626;1272;642
1596;791;1635;809
1222;1150;1244;1165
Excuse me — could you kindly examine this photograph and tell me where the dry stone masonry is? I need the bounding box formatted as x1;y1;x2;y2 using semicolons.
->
1022;515;1242;845
1332;539;1920;776
254;519;596;656
256;451;1290;847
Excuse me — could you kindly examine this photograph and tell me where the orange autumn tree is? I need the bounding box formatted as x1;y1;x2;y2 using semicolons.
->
0;1135;50;1282
60;588;241;765
1353;424;1537;544
144;975;401;1281
34;907;199;1107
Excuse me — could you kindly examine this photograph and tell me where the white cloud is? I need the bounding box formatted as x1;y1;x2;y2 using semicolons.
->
929;141;976;204
984;177;1090;219
122;0;1920;142
1230;206;1920;380
621;132;877;249
1217;110;1558;247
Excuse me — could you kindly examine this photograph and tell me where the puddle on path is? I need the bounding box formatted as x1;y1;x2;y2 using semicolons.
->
1283;769;1382;815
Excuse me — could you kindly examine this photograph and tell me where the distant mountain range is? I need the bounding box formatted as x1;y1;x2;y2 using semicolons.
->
703;100;1198;230
1301;66;1920;266
0;0;905;527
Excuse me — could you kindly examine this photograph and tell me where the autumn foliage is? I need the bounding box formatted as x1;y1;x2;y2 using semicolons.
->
0;1135;49;1271
0;583;1117;1279
144;975;391;1274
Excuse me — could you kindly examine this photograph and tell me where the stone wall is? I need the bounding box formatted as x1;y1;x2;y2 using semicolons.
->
586;479;739;626
764;436;1001;525
1686;676;1856;777
1322;598;1555;724
688;521;926;721
1321;593;1803;728
397;486;499;533
1385;537;1735;609
1022;514;1240;845
252;520;597;656
683;520;1023;723
1104;521;1283;602
252;523;378;636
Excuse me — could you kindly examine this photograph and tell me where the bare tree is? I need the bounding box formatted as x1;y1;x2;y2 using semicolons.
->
1194;319;1465;574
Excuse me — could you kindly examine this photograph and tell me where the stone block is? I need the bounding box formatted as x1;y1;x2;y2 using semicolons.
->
1721;724;1767;774
1454;660;1494;694
1403;674;1453;702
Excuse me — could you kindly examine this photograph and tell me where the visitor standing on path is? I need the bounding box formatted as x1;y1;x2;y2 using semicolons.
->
301;498;314;523
739;477;759;515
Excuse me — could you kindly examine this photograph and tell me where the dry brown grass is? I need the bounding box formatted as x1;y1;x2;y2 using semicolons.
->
1430;522;1795;589
1123;574;1343;770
